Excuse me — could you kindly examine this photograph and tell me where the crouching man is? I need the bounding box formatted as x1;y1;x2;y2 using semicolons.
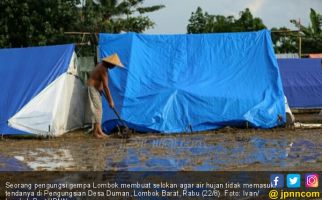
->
86;54;124;138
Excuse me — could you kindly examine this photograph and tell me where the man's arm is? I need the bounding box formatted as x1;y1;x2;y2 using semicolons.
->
101;69;115;109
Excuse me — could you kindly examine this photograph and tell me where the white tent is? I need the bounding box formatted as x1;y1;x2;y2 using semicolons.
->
0;44;85;137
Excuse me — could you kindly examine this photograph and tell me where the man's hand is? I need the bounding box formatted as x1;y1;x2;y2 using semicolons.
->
109;101;115;109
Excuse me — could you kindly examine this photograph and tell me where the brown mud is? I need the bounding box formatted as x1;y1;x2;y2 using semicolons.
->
1;126;321;171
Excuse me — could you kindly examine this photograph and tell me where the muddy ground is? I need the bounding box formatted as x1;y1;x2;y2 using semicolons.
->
0;114;321;171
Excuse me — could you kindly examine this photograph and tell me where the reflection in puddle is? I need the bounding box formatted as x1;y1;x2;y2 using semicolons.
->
104;136;320;171
0;155;30;171
1;131;321;171
288;140;321;162
14;148;75;170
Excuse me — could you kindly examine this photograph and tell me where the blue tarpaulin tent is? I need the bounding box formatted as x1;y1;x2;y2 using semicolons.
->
278;58;322;108
0;44;85;136
99;29;286;133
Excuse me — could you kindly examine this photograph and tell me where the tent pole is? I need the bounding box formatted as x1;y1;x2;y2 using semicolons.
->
189;124;193;134
48;125;51;139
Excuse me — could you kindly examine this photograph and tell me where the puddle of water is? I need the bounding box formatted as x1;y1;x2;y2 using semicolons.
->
0;155;31;171
1;130;320;171
13;148;75;170
103;135;320;171
288;140;321;163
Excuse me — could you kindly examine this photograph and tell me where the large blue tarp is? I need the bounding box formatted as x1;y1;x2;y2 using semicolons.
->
278;58;322;108
0;44;74;134
99;30;286;133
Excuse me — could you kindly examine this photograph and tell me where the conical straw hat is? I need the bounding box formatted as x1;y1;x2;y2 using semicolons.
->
102;53;124;68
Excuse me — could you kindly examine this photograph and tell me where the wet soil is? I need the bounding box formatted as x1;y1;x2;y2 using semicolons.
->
1;127;321;171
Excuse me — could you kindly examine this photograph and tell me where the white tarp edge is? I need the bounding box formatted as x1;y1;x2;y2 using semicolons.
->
285;96;295;124
8;53;85;136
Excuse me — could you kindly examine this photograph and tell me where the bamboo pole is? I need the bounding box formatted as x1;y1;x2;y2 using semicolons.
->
299;35;302;58
64;31;94;35
271;30;298;33
298;19;302;58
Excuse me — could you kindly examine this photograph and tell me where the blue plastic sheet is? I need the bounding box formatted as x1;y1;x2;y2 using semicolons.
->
0;44;74;134
278;58;322;108
99;30;285;133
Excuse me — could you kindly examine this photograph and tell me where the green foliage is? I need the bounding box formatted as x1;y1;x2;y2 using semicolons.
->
187;7;266;33
290;8;322;53
272;8;322;54
0;0;164;48
0;0;79;47
187;7;321;54
77;0;164;33
271;27;298;53
235;8;266;31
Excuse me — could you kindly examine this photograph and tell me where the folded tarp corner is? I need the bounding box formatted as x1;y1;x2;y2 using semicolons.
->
0;44;85;136
99;29;286;133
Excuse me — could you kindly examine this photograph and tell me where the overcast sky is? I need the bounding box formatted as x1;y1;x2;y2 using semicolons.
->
140;0;322;34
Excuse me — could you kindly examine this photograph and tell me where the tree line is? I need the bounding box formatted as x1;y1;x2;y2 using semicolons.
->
0;1;321;54
187;7;322;54
0;0;164;50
